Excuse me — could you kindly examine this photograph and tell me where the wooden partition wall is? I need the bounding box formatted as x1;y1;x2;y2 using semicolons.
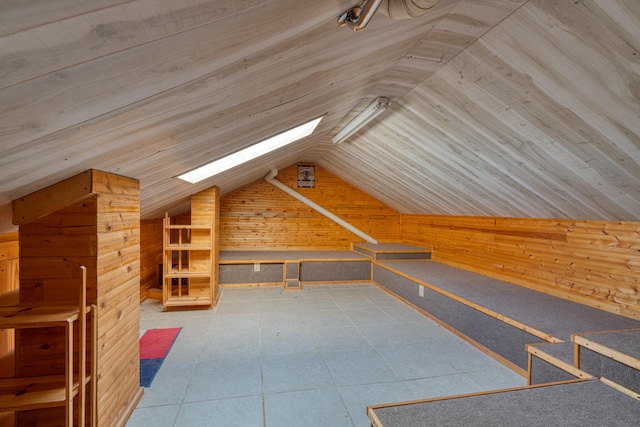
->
219;164;401;250
0;233;18;427
0;233;18;373
140;218;163;300
402;215;640;320
12;170;142;426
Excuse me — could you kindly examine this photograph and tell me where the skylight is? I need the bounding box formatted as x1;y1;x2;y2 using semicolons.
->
178;116;323;184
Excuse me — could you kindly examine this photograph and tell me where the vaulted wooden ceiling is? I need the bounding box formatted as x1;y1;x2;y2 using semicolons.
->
1;0;639;234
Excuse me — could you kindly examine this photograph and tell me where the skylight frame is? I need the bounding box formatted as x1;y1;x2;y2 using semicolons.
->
178;116;323;184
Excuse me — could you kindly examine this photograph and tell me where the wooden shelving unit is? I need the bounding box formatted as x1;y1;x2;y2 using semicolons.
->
0;266;96;427
162;186;219;310
163;220;215;308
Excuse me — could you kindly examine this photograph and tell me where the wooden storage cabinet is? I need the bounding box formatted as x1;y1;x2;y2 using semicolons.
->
162;219;215;309
0;267;96;427
162;187;219;310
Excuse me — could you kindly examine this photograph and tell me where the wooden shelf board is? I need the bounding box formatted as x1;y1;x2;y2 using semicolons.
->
164;225;211;230
0;306;80;328
165;244;211;250
164;297;213;307
165;271;211;278
0;375;79;412
0;290;19;307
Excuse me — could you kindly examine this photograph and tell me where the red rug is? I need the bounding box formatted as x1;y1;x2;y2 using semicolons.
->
139;327;181;387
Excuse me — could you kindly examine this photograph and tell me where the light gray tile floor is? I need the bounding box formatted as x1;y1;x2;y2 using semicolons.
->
127;283;526;427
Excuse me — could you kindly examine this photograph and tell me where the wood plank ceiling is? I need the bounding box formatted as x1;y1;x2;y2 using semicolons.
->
0;0;639;233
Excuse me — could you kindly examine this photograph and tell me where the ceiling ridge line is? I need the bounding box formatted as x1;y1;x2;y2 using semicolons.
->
388;0;534;108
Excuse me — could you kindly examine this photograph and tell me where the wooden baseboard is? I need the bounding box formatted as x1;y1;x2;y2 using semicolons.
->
146;288;162;301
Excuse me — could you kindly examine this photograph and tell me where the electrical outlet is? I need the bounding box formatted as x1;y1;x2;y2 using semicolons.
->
419;285;424;297
254;263;260;272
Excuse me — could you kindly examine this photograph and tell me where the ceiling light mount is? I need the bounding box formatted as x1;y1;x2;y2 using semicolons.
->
332;97;389;144
338;0;438;30
337;0;385;31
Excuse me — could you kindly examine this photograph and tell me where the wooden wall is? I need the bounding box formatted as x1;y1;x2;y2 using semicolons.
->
402;215;640;320
0;233;18;427
14;170;142;426
0;233;18;374
220;164;401;250
140;218;163;300
191;186;220;304
93;172;141;426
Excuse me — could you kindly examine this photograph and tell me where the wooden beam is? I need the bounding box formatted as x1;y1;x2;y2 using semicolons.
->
12;170;94;226
12;170;140;226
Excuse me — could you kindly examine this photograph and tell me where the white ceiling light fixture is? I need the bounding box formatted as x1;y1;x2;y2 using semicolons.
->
332;97;389;144
178;116;323;184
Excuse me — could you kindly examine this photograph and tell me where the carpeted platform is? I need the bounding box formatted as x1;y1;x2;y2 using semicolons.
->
219;262;284;285
354;243;426;252
373;263;545;371
368;259;640;425
574;329;640;395
352;243;431;260
219;250;368;261
299;259;371;282
218;250;371;285
368;379;640;427
576;329;640;362
375;260;640;342
373;260;640;373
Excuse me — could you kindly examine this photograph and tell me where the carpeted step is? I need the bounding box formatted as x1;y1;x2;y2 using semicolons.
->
368;379;640;427
574;329;640;399
526;342;592;385
352;242;431;260
284;279;301;290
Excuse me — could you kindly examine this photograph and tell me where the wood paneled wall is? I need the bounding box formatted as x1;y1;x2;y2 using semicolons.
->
15;170;142;426
402;215;640;320
0;233;18;427
191;186;220;303
219;164;401;250
94;173;141;427
18;196;98;306
0;233;18;374
140;218;163;299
